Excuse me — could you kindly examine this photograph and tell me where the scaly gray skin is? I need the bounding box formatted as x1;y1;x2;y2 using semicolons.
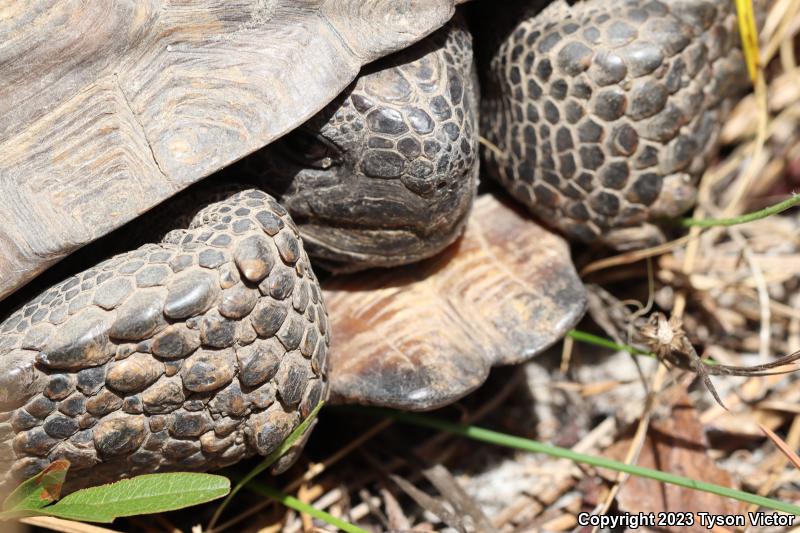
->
233;19;479;272
479;0;746;250
0;0;746;491
0;190;328;491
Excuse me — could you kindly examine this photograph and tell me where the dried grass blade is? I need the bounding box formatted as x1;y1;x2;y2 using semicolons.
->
758;423;800;471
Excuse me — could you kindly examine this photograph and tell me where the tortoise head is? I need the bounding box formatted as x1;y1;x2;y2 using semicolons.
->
235;20;479;272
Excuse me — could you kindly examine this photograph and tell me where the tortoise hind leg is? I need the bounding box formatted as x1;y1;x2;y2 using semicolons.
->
478;0;747;250
0;189;328;491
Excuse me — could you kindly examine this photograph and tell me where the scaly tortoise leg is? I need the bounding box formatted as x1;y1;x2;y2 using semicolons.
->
479;0;748;250
0;189;328;491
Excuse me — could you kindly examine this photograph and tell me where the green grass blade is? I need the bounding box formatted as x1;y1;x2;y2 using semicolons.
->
566;330;652;357
566;329;727;368
208;400;325;528
349;408;800;516
39;473;230;523
247;480;369;533
679;194;800;228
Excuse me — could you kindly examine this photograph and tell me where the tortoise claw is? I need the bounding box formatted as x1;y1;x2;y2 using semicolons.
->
324;194;587;411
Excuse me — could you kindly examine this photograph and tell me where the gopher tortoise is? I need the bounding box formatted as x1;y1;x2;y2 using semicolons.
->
0;0;745;491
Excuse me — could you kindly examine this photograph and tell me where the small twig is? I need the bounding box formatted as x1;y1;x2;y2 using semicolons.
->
749;415;800;518
560;334;574;374
721;65;769;216
759;422;800;472
477;135;505;159
580;235;691;276
731;228;772;360
763;0;800;66
18;516;123;533
389;474;465;532
627;258;656;345
421;465;494;532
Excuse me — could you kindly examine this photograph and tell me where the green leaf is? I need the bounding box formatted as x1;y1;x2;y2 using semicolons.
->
38;473;229;523
2;459;70;513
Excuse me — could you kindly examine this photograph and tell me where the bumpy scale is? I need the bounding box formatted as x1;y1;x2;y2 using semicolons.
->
0;190;329;491
235;19;479;271
481;0;747;249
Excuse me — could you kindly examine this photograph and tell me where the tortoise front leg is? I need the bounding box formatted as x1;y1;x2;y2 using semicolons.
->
0;189;328;491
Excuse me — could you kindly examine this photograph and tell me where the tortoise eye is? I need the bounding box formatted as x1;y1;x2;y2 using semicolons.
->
279;128;342;170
